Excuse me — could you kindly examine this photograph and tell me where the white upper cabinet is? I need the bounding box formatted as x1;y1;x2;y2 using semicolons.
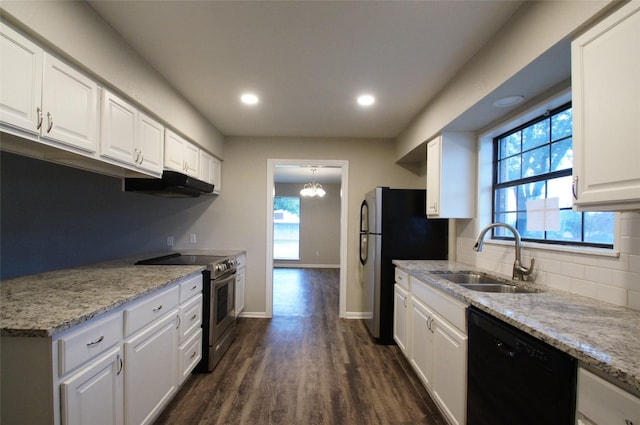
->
426;132;476;218
164;129;199;178
137;112;164;175
41;54;99;153
571;1;640;211
0;22;99;154
199;149;222;193
0;21;43;134
100;89;163;176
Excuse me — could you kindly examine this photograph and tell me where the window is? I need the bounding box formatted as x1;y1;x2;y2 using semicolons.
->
273;196;301;259
493;103;614;247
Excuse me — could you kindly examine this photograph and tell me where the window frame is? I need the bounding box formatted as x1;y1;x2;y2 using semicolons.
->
491;102;613;249
273;195;301;260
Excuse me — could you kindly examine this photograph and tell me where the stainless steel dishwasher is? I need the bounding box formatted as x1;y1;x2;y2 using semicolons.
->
467;306;577;425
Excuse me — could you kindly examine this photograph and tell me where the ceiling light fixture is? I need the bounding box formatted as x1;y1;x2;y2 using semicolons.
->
357;94;375;107
492;95;524;108
240;93;259;105
300;168;326;198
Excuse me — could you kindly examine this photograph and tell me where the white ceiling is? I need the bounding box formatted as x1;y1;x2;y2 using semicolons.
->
88;0;525;140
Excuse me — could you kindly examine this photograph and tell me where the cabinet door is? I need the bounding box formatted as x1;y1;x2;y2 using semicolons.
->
0;22;43;134
164;129;186;172
199;149;214;184
426;137;441;216
60;346;124;425
100;90;137;166
432;315;467;425
137;112;164;176
393;284;409;354
184;141;199;177
124;310;179;425
572;2;640;210
42;53;98;153
409;299;434;390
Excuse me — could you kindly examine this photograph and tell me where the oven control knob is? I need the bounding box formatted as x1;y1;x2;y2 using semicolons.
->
215;264;225;272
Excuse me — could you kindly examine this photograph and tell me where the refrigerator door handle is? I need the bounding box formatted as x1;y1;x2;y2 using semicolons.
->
359;233;368;265
360;200;368;233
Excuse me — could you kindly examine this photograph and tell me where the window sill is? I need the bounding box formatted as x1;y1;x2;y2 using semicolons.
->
482;239;620;258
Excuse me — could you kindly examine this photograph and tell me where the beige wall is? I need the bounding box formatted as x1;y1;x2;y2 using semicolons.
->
395;0;613;161
173;136;424;316
274;183;341;267
0;1;224;157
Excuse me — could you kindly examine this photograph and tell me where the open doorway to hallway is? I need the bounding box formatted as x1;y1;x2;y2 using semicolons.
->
266;159;349;319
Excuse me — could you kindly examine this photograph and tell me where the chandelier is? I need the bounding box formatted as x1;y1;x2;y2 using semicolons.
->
300;168;326;197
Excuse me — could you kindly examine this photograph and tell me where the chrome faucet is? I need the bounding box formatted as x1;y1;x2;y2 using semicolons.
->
473;223;535;281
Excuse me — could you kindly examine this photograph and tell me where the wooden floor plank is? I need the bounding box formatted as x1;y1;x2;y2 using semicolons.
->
154;268;448;425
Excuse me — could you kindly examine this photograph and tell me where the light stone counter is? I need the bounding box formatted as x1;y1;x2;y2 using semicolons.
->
1;256;206;338
393;260;640;395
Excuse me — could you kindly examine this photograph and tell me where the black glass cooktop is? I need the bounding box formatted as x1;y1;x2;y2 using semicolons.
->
135;253;228;266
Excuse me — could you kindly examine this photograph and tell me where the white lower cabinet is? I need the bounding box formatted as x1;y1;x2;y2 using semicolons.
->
124;309;179;425
577;367;640;425
393;284;410;354
397;271;468;425
60;346;124;425
0;272;203;425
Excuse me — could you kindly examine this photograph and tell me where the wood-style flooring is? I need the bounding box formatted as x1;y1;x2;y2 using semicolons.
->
154;268;447;425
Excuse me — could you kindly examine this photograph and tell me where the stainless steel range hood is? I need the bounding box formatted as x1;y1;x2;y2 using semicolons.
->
124;171;214;198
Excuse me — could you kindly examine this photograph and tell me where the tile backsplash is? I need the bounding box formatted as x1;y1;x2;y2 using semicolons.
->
456;212;640;311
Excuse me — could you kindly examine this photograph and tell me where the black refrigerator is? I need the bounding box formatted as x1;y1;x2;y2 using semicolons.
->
359;187;448;344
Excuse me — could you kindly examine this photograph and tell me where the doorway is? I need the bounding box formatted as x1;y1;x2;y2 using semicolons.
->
266;159;349;318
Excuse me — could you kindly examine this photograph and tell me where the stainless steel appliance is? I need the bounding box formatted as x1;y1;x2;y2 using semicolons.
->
125;170;214;198
359;187;448;344
135;253;237;372
467;306;577;424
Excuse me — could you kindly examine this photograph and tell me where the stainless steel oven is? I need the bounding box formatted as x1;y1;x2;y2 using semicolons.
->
207;268;236;370
135;253;238;372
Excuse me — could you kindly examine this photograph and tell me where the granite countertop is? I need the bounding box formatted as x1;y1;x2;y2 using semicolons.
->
0;255;207;338
393;260;640;395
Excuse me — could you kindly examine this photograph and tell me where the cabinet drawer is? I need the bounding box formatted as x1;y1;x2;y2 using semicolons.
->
178;328;202;384
179;273;203;303
410;276;467;332
578;368;640;425
124;285;179;337
58;311;122;376
395;268;409;291
179;294;203;343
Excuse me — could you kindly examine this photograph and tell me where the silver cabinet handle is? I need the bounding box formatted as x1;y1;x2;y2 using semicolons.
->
46;112;53;133
152;304;163;312
191;285;197;290
176;314;181;329
572;175;579;200
134;148;140;164
625;420;633;425
139;151;143;165
190;313;198;321
117;354;123;375
36;107;43;130
86;335;104;347
189;351;197;359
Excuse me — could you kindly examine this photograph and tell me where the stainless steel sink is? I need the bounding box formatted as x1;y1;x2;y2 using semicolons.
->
433;272;541;293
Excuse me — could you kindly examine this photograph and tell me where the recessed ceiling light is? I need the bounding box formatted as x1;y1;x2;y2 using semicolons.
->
240;93;259;105
357;94;375;107
493;95;524;108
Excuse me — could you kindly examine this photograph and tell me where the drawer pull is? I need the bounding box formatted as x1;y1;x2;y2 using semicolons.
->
153;304;163;312
190;314;198;321
191;285;197;290
117;354;123;375
86;336;104;347
190;351;197;359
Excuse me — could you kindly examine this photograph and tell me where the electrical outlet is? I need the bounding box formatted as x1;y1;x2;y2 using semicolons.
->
167;236;174;247
190;233;197;244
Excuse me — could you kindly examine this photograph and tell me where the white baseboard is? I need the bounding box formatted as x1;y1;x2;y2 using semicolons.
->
274;263;340;269
237;311;269;319
344;312;368;319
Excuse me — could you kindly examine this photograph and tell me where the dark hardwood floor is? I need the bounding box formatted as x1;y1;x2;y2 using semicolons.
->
154;268;448;425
